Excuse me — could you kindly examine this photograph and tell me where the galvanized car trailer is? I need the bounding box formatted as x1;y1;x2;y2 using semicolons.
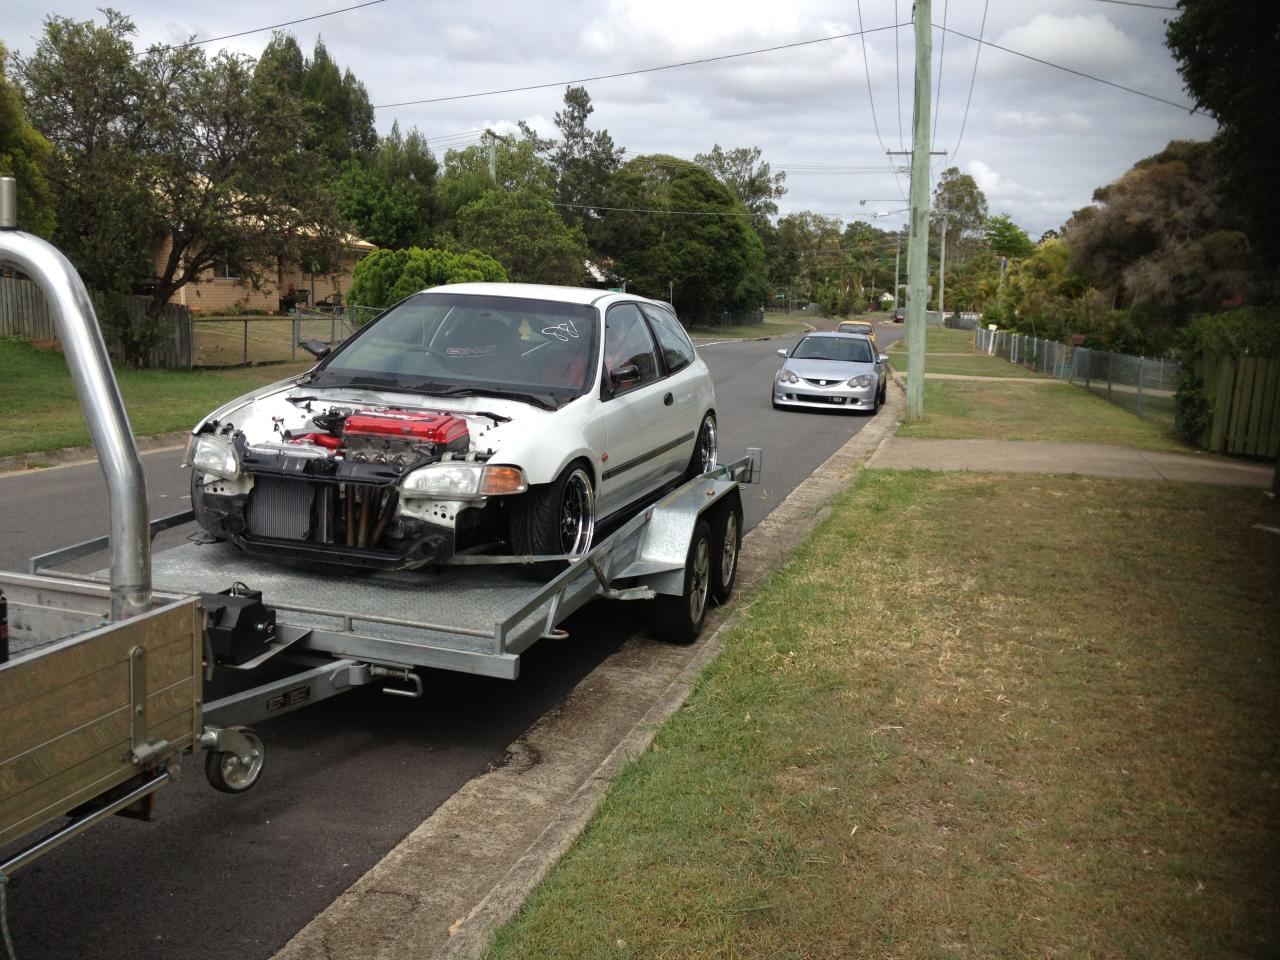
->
0;177;759;914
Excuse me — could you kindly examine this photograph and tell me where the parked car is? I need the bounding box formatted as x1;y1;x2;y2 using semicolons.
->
835;319;879;351
892;308;905;323
186;283;718;570
772;332;889;414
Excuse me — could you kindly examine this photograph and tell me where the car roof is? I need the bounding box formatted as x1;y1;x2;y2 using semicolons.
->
420;282;662;309
837;320;873;327
804;331;872;340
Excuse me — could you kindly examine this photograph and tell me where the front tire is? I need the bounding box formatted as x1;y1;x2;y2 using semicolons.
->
649;519;712;644
683;413;718;481
509;463;596;576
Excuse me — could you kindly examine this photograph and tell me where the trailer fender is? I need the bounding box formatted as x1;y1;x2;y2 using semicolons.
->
621;477;741;597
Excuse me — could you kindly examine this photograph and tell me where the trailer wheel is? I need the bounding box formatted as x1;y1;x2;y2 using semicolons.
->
710;495;742;605
649;519;712;644
204;727;265;794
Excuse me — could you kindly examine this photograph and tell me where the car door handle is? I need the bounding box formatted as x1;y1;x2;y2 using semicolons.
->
663;392;673;406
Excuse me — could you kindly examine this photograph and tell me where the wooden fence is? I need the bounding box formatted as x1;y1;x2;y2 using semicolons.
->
0;275;193;368
1197;355;1280;458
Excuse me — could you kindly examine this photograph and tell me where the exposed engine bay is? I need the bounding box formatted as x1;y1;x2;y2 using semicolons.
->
190;403;522;569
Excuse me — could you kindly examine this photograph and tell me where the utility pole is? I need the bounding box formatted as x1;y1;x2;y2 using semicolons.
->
894;237;901;309
485;130;498;185
938;216;948;321
904;0;933;421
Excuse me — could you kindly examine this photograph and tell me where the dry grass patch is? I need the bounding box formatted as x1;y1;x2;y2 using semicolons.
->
486;472;1280;960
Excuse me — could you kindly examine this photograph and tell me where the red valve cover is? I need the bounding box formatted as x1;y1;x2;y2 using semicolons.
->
342;409;469;449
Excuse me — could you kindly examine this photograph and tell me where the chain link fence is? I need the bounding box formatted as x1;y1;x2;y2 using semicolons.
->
975;327;1179;433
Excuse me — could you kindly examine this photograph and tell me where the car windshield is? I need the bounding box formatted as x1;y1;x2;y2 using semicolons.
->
792;336;873;364
310;292;599;403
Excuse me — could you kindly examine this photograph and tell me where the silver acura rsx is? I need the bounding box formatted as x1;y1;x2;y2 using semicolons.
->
186;283;717;571
772;332;890;414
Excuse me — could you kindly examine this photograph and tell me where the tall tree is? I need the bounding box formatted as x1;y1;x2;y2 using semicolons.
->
433;137;556;231
984;214;1035;260
551;86;623;234
694;145;786;224
932;166;987;238
1166;0;1280;262
15;11;345;362
300;39;376;165
340;122;438;249
0;41;55;237
455;190;588;285
595;155;767;318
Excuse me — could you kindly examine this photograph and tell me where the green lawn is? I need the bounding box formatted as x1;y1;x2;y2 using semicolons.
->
486;472;1280;959
896;379;1191;453
0;339;311;458
886;326;977;353
688;319;808;341
891;353;1048;378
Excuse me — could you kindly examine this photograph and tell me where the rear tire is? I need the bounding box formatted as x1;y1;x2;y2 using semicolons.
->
649;519;712;644
709;495;742;605
509;463;596;577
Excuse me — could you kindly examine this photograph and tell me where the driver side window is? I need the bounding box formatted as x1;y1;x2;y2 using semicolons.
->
603;304;660;395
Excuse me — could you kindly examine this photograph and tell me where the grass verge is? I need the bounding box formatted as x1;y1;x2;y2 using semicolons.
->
0;339;311;457
887;327;977;353
689;319;809;341
896;380;1190;453
891;353;1048;379
485;471;1280;959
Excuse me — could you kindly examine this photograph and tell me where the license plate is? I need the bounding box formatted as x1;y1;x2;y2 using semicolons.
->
831;397;846;404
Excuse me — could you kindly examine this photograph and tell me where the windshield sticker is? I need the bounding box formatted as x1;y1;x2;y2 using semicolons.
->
541;320;580;342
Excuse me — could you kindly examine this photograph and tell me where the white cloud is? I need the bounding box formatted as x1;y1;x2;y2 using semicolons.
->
996;13;1137;73
967;160;1003;196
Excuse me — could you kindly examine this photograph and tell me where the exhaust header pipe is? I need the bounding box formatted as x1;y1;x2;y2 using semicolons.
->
0;177;150;619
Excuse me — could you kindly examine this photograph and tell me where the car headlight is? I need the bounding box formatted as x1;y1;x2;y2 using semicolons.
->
401;463;528;498
777;369;799;384
848;375;873;388
189;435;241;481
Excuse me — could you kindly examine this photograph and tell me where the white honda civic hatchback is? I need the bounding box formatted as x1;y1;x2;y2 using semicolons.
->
186;283;718;570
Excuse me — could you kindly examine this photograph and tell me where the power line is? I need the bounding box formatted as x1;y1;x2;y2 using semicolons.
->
854;1;889;154
167;0;388;50
950;0;989;164
1089;0;1177;9
931;0;949;145
373;23;905;110
936;23;1202;114
855;0;908;205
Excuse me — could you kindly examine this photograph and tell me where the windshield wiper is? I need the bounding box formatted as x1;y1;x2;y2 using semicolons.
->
431;386;560;411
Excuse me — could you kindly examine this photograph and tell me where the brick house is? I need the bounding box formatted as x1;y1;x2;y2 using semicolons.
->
151;234;376;315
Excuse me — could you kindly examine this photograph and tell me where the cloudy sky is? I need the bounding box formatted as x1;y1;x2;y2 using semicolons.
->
4;0;1217;237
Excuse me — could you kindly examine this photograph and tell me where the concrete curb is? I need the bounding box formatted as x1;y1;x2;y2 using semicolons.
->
431;381;905;959
0;431;189;477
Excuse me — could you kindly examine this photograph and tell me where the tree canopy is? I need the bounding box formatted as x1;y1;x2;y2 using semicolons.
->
595;155;767;318
1166;0;1280;261
346;246;506;308
694;145;787;224
0;40;54;238
455;190;588;286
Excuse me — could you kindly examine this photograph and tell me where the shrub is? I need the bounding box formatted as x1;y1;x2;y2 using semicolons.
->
347;247;507;309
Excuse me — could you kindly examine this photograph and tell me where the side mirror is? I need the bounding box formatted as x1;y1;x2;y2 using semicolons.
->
610;363;641;390
879;354;890;364
776;348;788;358
300;339;331;360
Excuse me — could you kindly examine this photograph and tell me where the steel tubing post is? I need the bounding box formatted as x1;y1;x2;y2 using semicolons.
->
0;177;150;619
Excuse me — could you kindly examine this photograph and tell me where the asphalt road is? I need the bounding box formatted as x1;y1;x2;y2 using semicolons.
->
0;319;900;960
